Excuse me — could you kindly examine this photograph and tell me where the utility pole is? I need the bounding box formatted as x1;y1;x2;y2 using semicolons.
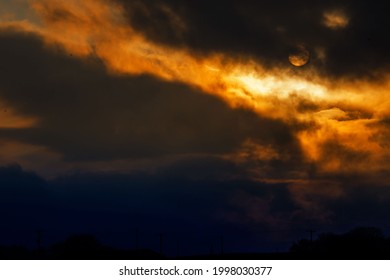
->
159;233;164;256
36;230;43;250
220;235;224;255
176;239;181;258
135;228;139;250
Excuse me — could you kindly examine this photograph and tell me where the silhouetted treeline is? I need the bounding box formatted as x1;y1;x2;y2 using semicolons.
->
2;227;390;259
0;234;163;260
290;227;390;259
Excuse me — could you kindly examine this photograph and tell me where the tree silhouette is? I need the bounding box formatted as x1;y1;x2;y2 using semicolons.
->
290;227;389;259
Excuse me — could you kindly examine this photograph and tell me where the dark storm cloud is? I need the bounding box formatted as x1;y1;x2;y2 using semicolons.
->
0;164;51;236
0;162;299;252
0;164;47;201
318;140;370;168
0;27;301;161
314;179;390;231
2;162;390;252
116;0;390;78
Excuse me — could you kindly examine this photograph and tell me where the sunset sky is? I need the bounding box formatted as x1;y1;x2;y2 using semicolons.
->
1;0;390;254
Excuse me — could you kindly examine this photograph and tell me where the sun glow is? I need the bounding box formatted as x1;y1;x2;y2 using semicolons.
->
232;73;326;99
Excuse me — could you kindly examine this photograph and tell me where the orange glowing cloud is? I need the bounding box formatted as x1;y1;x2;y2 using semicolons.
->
1;0;390;177
0;99;38;129
323;10;349;29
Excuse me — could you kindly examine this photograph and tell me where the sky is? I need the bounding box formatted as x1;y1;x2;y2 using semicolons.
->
1;0;390;255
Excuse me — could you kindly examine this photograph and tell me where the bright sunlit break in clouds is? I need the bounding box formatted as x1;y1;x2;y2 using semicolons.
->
1;0;390;254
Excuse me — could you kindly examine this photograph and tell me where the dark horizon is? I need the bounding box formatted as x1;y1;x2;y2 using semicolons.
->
1;225;389;260
2;164;390;258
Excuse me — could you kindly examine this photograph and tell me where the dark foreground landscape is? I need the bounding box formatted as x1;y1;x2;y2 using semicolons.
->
1;227;389;260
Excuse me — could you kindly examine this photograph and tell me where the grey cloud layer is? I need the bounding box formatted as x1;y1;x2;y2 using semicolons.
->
0;28;301;161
